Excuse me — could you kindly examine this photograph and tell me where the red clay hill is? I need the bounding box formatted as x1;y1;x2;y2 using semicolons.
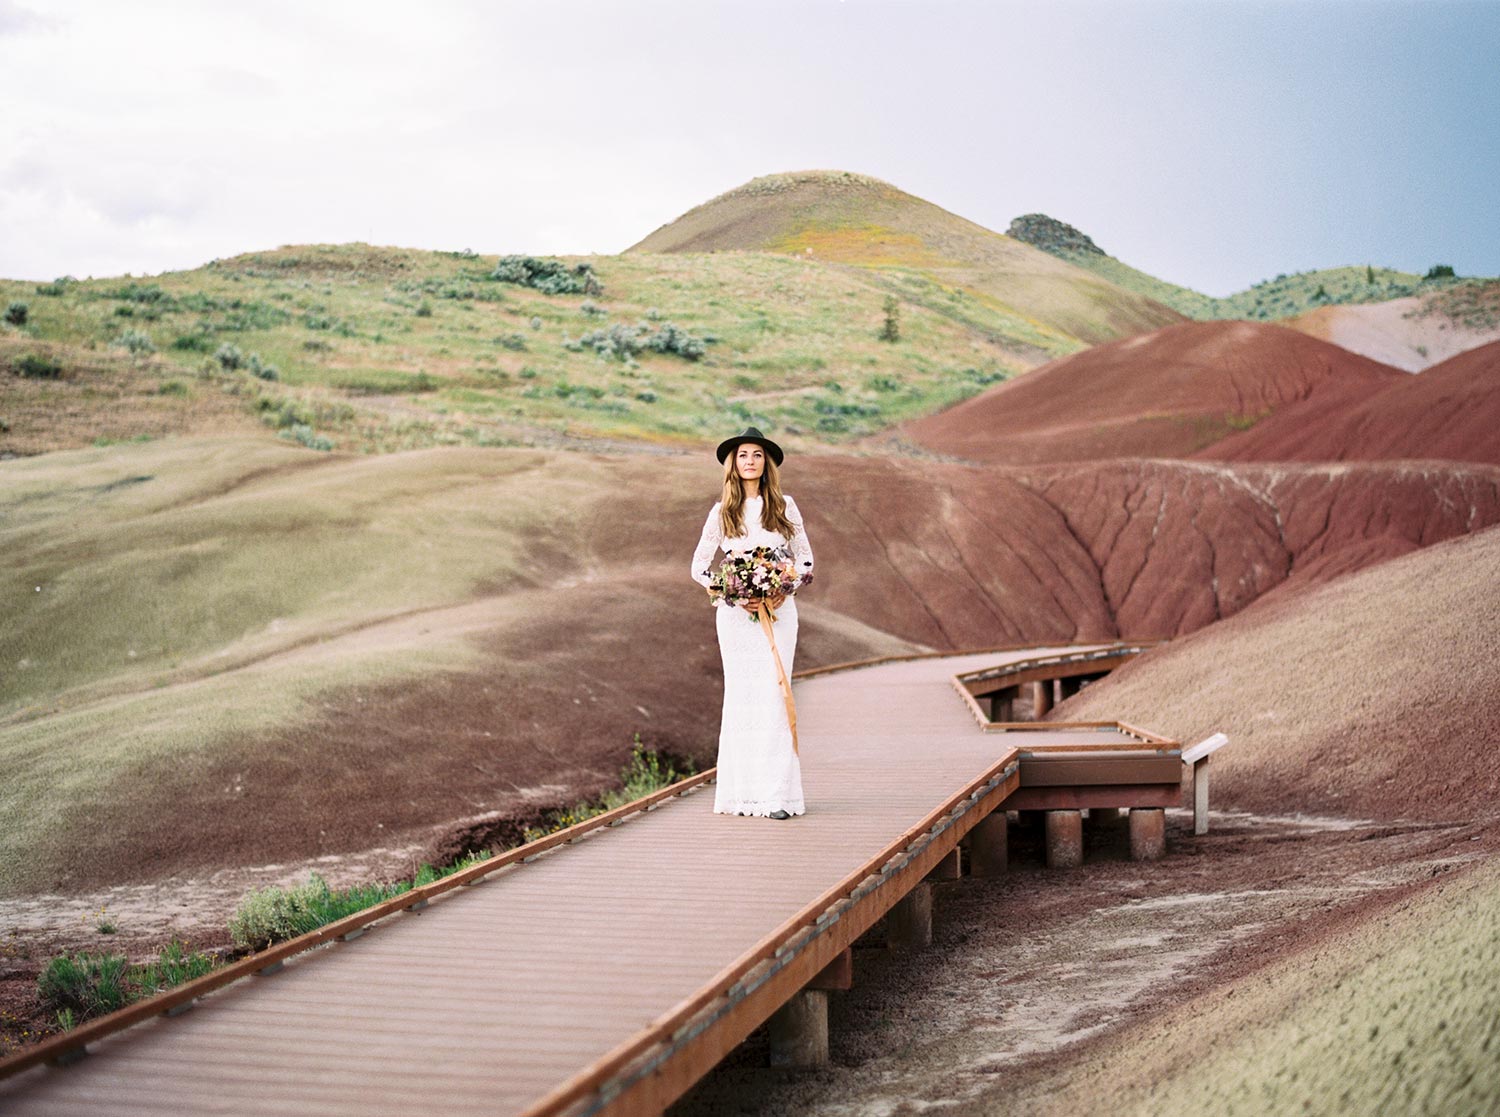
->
11;442;1500;895
902;320;1406;464
1052;521;1500;822
1199;337;1500;466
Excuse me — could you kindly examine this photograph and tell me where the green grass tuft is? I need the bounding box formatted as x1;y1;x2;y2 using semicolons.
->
36;941;220;1028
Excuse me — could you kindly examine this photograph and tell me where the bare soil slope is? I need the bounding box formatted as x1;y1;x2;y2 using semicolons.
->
5;438;1499;897
994;855;1500;1116
1201;337;1500;466
904;320;1404;464
1286;287;1500;371
1051;523;1500;820
629;170;1183;347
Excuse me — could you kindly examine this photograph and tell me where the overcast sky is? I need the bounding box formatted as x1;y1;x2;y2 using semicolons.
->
2;0;1496;295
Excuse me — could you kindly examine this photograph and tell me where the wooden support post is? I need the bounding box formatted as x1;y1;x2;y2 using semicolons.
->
769;989;829;1068
1182;734;1229;836
1032;680;1053;718
808;948;853;992
969;811;1008;877
1193;757;1210;836
1045;810;1083;868
1090;806;1121;824
1129;808;1166;861
992;695;1012;722
888;882;932;950
927;847;961;881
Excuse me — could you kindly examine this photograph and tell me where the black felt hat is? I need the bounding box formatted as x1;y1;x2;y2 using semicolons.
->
716;426;784;466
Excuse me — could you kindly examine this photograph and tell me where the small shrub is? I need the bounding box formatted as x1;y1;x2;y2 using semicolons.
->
302;338;332;352
529;316;543;330
281;423;334;451
304;314;334;330
580;300;606;317
35;278;71;297
491;255;602;296
157;379;190;397
230;874;403;952
879;295;900;342
643;322;705;360
15;353;62;379
518;366;538;379
868;374;901;392
171;332;214;352
117;329;156;355
215;343;244;370
5;301;29;325
576;321;706;362
109;282;170;305
415;302;433;318
246;353;278;381
495;334;527;351
635;389;658;403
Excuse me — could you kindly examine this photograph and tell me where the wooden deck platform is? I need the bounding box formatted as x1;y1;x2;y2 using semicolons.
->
0;645;1180;1116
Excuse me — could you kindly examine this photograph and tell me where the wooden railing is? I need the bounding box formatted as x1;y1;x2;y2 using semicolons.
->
0;768;717;1082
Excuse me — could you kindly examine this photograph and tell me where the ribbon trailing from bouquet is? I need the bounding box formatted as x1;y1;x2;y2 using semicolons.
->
756;601;799;755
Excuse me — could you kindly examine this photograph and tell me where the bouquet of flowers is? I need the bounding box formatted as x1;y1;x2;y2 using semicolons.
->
707;544;812;619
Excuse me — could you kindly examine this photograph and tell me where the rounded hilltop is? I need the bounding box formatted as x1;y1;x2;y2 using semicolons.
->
711;169;905;200
628;168;1184;346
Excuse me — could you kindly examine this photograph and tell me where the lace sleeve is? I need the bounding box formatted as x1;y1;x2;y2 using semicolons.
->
785;495;815;584
691;503;723;589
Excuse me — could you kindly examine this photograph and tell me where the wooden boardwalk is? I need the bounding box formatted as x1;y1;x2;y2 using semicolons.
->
0;645;1177;1116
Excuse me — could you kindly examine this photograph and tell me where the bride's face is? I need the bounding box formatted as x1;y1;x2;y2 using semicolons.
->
735;444;765;482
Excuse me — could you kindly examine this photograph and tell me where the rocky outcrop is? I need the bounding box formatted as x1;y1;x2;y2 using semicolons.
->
1007;213;1106;256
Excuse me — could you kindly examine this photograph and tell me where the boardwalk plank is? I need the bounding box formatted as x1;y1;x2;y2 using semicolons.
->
0;646;1160;1116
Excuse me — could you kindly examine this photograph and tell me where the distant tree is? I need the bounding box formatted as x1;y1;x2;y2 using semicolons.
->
1312;284;1329;301
1425;264;1456;279
1366;264;1375;285
879;296;900;343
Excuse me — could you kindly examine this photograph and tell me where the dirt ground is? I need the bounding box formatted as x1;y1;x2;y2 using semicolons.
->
670;807;1499;1116
0;839;439;1055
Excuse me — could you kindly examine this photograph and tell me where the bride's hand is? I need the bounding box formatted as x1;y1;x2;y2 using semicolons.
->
767;592;786;610
740;600;761;616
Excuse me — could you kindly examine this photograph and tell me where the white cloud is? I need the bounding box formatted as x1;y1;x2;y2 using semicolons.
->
0;1;1495;290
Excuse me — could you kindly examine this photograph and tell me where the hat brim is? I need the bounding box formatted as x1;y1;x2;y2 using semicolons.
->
716;434;784;466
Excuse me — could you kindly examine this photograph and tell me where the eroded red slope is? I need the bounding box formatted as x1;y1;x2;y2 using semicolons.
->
1053;522;1500;821
1200;338;1500;465
903;321;1405;463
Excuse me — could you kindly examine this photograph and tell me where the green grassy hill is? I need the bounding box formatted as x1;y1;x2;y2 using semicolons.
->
1;242;1079;458
629;171;1185;347
1007;212;1498;324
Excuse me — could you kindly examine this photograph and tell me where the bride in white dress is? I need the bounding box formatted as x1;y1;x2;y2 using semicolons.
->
691;427;815;820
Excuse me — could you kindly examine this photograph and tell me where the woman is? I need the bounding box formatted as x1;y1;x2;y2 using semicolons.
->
691;427;815;820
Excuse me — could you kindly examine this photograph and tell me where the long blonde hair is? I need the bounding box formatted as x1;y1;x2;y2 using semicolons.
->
720;452;796;540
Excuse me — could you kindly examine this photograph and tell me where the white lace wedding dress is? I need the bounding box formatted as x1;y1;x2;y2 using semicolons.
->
691;495;815;817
